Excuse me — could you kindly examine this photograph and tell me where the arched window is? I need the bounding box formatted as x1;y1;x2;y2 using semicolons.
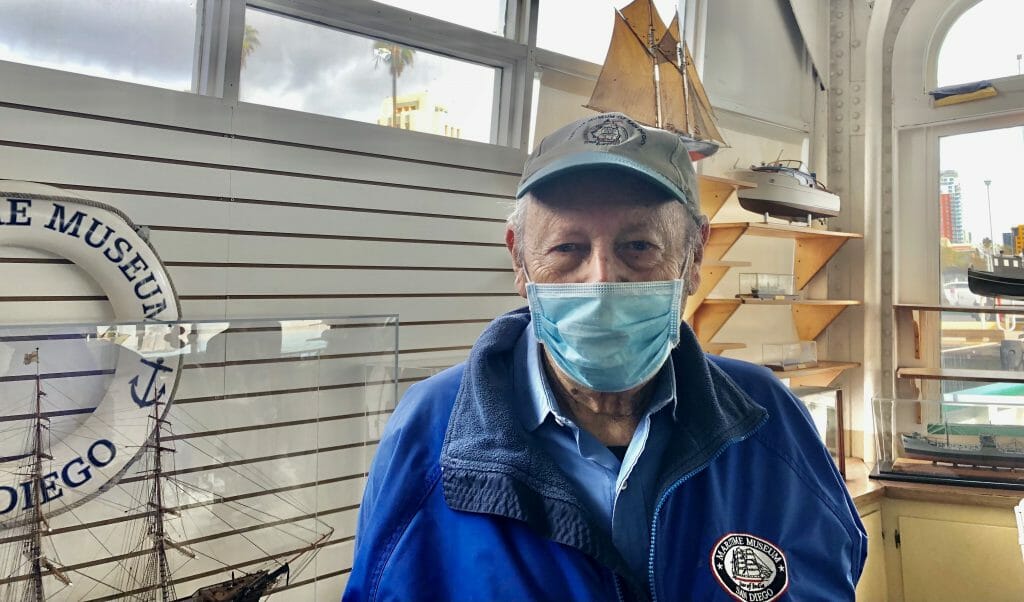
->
937;0;1024;86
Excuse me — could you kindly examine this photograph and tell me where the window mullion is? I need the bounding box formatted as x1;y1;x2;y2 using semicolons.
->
221;0;247;103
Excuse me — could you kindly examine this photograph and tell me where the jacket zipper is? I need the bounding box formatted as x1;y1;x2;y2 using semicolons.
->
612;570;626;602
645;414;769;602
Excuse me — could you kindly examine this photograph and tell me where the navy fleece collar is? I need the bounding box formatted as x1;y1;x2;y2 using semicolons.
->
439;308;767;584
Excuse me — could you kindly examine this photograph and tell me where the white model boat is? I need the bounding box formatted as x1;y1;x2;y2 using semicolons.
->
735;160;840;222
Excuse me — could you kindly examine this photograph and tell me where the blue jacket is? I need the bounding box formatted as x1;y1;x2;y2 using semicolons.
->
345;309;866;601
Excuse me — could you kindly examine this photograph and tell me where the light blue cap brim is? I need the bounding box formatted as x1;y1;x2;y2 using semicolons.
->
516;151;690;205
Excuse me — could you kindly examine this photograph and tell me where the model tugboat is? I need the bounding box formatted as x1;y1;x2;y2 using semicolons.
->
734;160;841;222
968;254;1024;300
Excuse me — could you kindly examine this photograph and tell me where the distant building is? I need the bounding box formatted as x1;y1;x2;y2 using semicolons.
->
1013;225;1024;254
377;91;462;139
939;170;965;243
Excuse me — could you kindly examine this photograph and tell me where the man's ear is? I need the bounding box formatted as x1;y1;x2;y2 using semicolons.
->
686;216;711;296
506;227;528;298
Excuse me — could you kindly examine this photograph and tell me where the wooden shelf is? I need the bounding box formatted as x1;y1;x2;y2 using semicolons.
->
896;367;1024;384
773;361;860;387
697;174;756;221
683;260;751;321
894;303;1024;316
689;298;859;345
705;342;746;355
792;300;861;340
706;222;862;289
690;299;741;345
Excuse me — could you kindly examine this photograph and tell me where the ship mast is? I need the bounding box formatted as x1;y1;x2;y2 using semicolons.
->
20;348;70;602
140;395;179;602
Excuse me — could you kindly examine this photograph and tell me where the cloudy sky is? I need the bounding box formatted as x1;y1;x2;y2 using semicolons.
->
239;7;497;142
0;0;197;90
936;0;1024;249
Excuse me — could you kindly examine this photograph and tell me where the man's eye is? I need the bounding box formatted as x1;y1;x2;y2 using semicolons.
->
626;241;653;252
553;243;580;253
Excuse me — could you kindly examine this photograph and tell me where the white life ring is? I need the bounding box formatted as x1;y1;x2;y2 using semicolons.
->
0;180;182;529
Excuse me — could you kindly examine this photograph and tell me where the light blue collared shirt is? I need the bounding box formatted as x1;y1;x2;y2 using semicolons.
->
512;326;678;585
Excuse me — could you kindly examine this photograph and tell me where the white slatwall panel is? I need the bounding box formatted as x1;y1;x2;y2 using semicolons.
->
0;60;522;600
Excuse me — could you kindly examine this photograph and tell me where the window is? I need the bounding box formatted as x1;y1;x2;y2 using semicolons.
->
239;7;499;144
536;0;680;65
937;0;1024;86
937;125;1024;399
373;0;508;37
0;0;199;91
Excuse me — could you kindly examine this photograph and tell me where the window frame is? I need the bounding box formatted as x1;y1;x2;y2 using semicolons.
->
231;0;535;148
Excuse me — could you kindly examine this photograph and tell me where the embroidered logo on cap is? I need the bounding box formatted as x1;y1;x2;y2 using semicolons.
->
583;116;630;145
710;533;788;602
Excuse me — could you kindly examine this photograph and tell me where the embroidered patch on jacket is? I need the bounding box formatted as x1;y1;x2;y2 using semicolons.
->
710;533;789;602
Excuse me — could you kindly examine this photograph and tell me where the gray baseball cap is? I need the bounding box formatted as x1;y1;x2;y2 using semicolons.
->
517;112;699;213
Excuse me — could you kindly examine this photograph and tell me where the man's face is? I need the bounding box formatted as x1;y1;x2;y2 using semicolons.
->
506;173;708;295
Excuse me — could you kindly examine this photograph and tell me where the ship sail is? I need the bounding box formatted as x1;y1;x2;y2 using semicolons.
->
585;0;727;159
586;4;660;124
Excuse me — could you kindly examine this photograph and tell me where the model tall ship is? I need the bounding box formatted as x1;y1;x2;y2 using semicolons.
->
734;160;840;222
0;350;332;601
586;0;727;160
968;253;1024;300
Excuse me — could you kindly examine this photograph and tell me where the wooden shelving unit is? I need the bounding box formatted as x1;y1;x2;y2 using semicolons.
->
691;298;861;346
683;259;751;321
705;342;746;355
894;303;1024;396
698;174;756;219
896;367;1024;384
775;361;861;387
706;222;862;290
688;176;862;388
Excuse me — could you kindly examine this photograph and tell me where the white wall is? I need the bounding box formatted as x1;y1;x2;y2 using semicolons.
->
0;58;522;599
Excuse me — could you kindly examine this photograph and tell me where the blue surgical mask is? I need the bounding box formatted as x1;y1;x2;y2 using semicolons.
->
526;279;684;392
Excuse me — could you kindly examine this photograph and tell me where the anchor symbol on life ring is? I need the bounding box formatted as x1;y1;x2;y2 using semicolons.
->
129;357;174;408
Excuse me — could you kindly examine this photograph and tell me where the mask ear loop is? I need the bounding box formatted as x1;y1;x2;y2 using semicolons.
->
678;247;696;295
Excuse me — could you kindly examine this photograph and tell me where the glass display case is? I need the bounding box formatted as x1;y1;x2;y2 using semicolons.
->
736;272;797;299
0;316;399;601
763;341;818;371
794;386;845;478
873;396;1024;490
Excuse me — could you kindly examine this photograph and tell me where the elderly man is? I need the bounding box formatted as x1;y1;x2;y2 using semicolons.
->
345;113;866;601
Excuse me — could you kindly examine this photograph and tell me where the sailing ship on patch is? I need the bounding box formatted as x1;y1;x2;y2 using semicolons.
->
587;0;727;160
0;342;333;601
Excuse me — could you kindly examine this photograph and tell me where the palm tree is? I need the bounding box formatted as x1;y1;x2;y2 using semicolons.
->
241;25;261;69
372;41;416;128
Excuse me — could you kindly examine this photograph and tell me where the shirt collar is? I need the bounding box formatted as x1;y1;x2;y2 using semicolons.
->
516;324;678;433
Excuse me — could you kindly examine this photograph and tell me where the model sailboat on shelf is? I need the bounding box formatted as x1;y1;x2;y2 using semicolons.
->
586;0;727;160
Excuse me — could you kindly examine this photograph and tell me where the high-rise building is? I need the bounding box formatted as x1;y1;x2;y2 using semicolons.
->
939;170;965;243
377;91;463;139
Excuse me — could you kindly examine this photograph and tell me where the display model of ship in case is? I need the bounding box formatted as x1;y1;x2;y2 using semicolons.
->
586;0;727;160
968;254;1024;300
734;160;841;222
900;431;1024;469
0;349;332;602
